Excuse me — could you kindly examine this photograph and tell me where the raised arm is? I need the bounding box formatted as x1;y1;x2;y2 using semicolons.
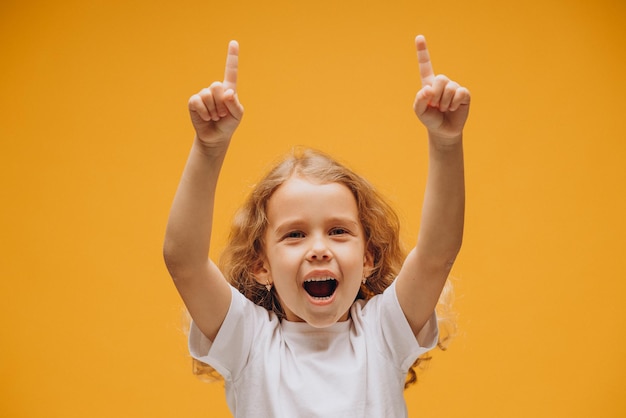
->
396;35;470;338
163;41;244;341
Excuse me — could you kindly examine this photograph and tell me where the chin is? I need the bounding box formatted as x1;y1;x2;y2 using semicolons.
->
305;318;340;328
303;310;349;328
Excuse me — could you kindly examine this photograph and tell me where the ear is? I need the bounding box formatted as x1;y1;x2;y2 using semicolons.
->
363;250;374;278
252;259;272;285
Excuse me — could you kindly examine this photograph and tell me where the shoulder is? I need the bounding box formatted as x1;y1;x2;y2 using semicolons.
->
355;280;401;318
189;285;280;379
353;280;439;368
349;281;405;342
220;285;281;338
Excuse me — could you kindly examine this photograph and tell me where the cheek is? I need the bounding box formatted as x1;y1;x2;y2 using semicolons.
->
336;245;367;271
267;246;304;272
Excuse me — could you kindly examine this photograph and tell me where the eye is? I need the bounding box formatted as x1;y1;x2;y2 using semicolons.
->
329;227;349;236
283;231;305;239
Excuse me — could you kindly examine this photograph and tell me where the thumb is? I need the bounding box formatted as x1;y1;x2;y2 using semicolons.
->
223;89;244;121
413;86;433;117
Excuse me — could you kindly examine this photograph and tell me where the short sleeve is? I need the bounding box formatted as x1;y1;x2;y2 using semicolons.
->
188;285;277;381
361;280;439;371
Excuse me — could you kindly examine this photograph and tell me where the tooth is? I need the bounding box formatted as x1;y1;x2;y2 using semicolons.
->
305;277;334;282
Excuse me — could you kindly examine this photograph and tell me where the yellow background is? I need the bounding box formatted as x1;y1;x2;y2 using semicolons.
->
2;0;625;416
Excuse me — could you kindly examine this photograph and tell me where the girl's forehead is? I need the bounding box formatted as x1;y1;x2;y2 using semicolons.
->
266;176;358;216
272;176;350;198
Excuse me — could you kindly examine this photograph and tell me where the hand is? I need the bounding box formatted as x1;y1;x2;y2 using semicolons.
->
188;40;244;149
413;35;470;142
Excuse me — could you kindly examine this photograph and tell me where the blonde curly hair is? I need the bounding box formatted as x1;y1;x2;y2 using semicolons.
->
190;147;455;388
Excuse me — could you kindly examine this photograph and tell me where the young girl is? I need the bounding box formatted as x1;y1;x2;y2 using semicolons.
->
164;35;470;417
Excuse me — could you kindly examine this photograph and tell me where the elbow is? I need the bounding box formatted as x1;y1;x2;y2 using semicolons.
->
163;241;186;280
163;241;209;284
414;241;462;276
443;241;462;272
443;254;458;274
439;230;463;269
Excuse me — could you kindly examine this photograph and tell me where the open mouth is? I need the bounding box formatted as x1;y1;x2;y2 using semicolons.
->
303;278;338;299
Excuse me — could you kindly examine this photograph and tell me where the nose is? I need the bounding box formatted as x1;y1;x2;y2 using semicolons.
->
306;235;332;261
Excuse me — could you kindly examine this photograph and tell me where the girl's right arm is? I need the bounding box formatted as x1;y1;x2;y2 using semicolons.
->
163;41;244;342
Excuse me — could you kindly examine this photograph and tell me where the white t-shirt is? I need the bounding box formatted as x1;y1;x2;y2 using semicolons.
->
189;281;438;417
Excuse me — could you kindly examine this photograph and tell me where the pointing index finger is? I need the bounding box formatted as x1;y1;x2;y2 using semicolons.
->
223;40;239;92
415;35;434;87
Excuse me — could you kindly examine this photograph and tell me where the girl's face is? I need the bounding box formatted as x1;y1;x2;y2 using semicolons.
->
256;176;373;327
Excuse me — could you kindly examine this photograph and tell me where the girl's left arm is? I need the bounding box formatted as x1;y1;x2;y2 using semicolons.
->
395;35;470;337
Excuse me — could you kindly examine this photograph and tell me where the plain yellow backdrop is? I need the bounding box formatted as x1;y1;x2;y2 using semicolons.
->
1;0;625;417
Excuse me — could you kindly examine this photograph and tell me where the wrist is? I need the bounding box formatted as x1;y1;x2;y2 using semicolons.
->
193;135;231;159
428;131;463;150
